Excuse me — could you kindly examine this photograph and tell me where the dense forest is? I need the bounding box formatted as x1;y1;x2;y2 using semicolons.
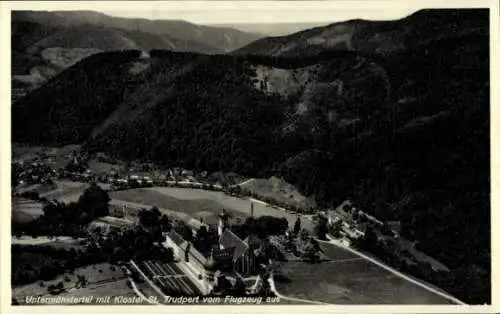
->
12;9;490;303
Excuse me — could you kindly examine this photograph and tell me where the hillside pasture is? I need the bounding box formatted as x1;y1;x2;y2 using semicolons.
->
239;176;309;208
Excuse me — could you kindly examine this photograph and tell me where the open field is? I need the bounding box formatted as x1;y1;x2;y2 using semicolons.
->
12;197;44;223
12;263;130;303
11;236;85;250
149;187;313;230
110;188;249;224
40;180;90;203
274;241;456;304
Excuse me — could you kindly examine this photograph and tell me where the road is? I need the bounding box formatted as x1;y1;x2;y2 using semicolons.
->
322;235;466;305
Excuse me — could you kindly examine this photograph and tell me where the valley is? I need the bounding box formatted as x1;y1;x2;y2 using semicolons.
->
10;8;491;306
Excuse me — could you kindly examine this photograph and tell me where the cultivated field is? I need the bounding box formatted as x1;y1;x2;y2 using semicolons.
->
12;263;132;304
275;241;456;304
12;197;44;223
136;260;201;296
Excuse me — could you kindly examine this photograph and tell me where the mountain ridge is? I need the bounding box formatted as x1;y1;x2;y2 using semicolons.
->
12;10;263;52
234;9;488;57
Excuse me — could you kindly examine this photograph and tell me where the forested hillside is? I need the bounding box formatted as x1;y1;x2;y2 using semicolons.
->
12;9;490;304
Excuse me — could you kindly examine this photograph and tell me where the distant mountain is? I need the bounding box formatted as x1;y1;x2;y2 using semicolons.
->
12;11;262;52
11;10;262;95
11;20;218;95
12;9;490;304
209;22;332;36
234;9;488;57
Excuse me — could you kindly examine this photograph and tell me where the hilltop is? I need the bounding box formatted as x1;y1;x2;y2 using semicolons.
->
12;9;490;303
234;9;488;57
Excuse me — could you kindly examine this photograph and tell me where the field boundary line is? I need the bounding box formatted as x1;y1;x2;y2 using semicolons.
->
129;260;168;300
234;178;255;187
268;276;330;305
323;235;466;305
325;257;364;264
128;278;160;305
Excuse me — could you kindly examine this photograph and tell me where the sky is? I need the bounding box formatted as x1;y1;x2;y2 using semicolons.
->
6;1;427;25
98;7;420;25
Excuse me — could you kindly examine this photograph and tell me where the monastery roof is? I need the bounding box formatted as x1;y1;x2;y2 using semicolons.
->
219;229;249;261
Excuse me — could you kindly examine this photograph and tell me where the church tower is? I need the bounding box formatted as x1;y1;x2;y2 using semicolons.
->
218;209;229;238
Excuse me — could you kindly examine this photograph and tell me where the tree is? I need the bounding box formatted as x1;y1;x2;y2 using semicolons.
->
313;215;328;240
328;219;343;238
352;210;360;221
293;217;301;235
363;225;378;247
138;206;162;229
232;185;242;195
174;221;193;242
301;242;319;263
78;183;110;219
381;223;394;237
159;214;170;232
299;228;309;241
232;276;246;296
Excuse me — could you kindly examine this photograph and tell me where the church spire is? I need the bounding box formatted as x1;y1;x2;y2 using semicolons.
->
218;209;229;237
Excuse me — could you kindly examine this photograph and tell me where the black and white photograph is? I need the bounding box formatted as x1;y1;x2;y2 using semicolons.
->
2;0;497;310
